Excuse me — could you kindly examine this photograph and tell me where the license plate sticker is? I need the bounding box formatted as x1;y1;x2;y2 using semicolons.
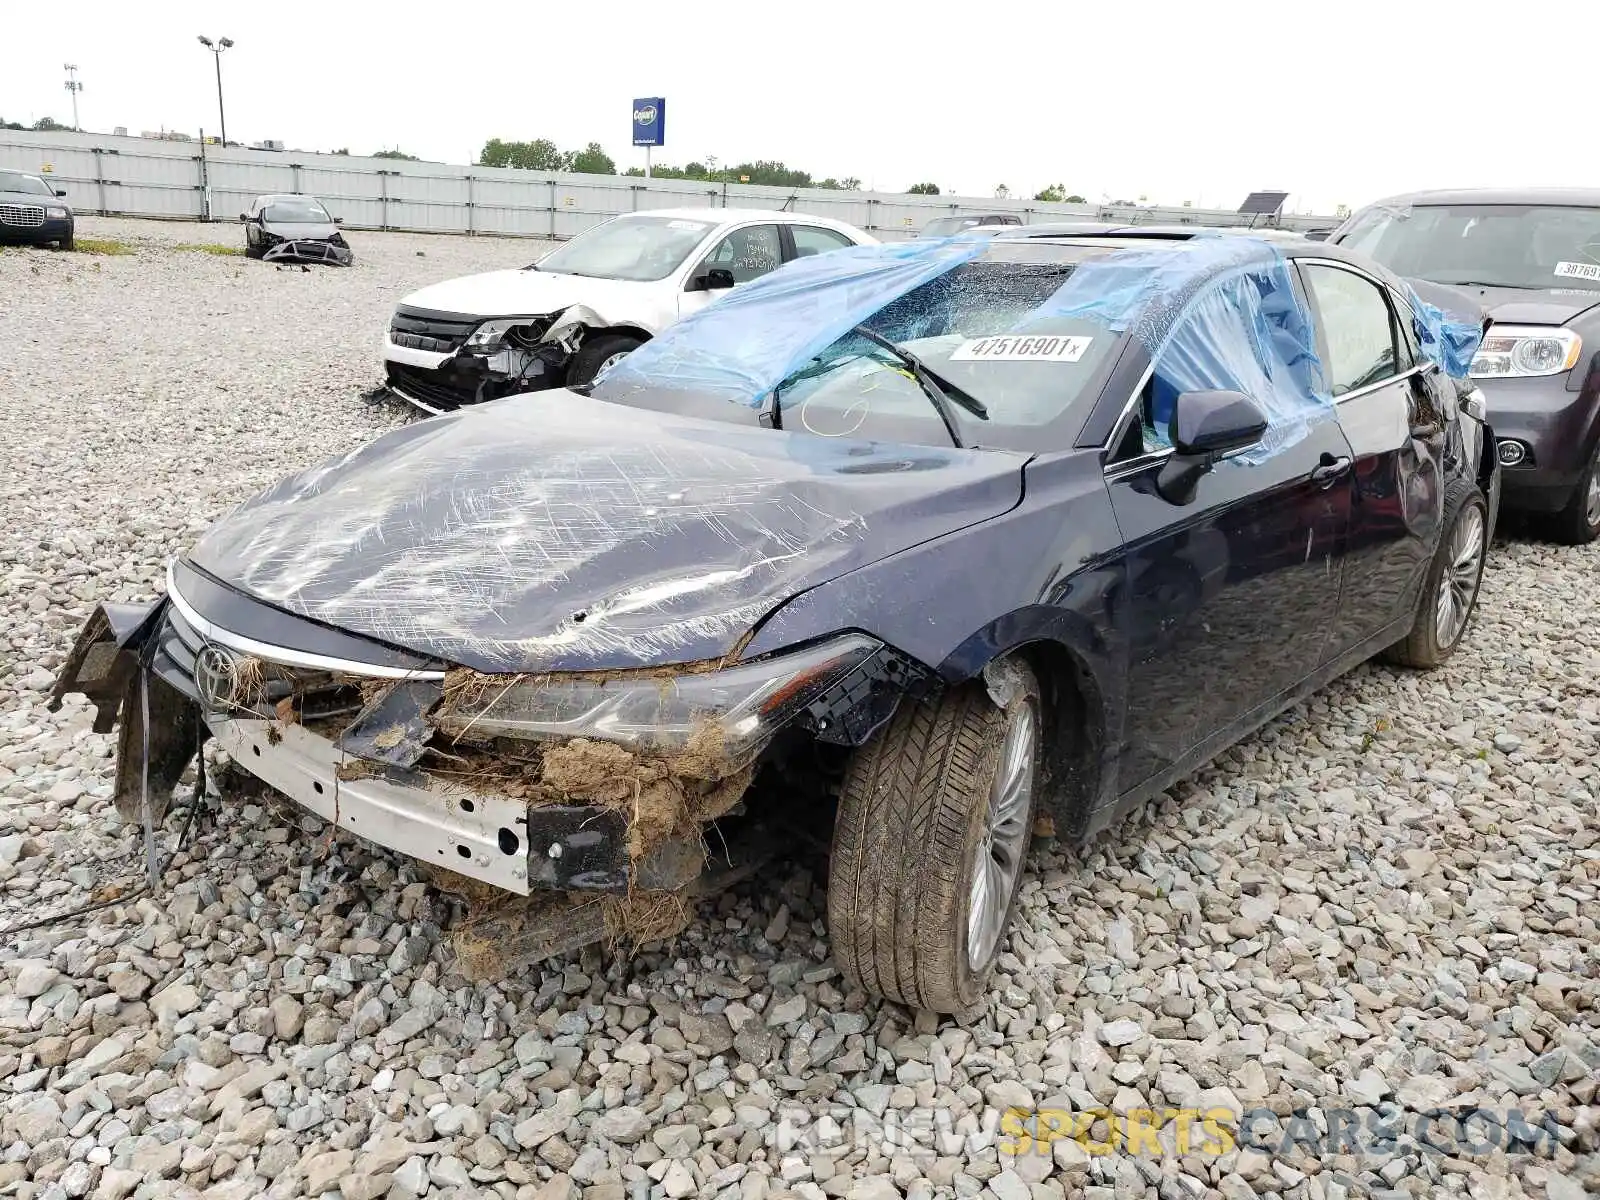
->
1553;260;1600;280
948;334;1094;363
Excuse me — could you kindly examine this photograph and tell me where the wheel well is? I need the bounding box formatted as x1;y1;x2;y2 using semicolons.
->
1005;640;1105;842
591;325;652;347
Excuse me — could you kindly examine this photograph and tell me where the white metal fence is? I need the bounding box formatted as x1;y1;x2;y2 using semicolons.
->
0;129;1340;242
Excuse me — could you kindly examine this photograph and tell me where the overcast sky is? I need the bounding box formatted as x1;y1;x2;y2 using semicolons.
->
4;0;1595;217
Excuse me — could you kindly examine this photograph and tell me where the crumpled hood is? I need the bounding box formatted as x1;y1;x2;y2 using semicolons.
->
186;391;1027;673
261;220;339;242
398;268;664;324
1458;284;1600;327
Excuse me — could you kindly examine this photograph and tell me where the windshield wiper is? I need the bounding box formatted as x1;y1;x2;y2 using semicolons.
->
849;324;988;448
1428;276;1534;290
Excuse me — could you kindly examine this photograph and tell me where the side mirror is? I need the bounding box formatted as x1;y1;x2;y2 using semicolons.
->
238;212;249;222
690;267;736;292
1156;389;1268;505
55;189;67;198
333;216;344;225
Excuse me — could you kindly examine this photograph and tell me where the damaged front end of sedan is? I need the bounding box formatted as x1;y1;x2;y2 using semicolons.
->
261;234;353;267
51;551;943;980
46;351;1030;982
383;304;605;412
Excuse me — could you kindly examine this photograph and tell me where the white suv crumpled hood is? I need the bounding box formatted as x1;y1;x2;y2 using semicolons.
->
398;268;673;328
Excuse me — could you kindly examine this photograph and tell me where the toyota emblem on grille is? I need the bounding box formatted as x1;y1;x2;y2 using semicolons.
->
194;642;242;712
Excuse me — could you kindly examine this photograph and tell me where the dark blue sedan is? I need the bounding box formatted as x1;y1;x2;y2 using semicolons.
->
53;230;1499;1012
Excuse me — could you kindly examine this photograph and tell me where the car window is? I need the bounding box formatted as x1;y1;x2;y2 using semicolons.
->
790;225;855;258
698;224;784;284
1302;265;1400;397
1338;203;1600;292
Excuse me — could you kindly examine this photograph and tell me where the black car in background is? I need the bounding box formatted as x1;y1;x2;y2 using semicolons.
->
241;193;352;265
0;168;74;249
1330;188;1600;542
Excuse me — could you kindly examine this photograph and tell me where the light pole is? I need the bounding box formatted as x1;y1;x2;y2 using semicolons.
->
196;36;234;147
63;64;83;131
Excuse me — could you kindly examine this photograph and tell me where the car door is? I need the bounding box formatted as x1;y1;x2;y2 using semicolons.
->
1103;342;1353;790
678;223;785;318
1298;260;1446;659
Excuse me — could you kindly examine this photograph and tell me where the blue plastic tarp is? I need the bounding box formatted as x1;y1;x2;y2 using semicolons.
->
1405;287;1483;379
595;236;989;404
595;231;1336;465
1015;235;1331;462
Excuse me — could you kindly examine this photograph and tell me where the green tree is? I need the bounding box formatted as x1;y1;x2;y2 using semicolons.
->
1033;183;1067;202
730;161;812;187
332;147;350;156
32;117;69;132
907;182;940;195
0;118;25;130
1065;194;1087;204
479;137;566;170
567;142;616;175
372;148;419;161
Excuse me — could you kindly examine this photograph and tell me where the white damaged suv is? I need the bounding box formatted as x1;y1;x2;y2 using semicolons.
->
382;207;876;413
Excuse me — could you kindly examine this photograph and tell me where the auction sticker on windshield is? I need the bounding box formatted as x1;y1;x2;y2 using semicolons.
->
1553;261;1600;281
950;335;1094;363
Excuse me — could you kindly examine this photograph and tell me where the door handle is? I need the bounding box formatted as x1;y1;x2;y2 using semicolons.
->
1311;453;1351;487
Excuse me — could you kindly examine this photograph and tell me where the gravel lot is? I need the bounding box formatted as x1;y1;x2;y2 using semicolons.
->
0;217;1596;1200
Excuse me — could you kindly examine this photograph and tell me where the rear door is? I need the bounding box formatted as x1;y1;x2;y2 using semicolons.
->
1103;356;1352;790
784;223;858;261
1298;260;1445;659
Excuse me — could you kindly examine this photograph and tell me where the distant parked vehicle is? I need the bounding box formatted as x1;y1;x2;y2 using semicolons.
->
0;169;74;250
918;213;1023;237
381;207;876;414
1329;188;1600;542
240;194;352;266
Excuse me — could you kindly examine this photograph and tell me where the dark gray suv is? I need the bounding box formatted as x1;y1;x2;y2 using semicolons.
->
1329;188;1600;543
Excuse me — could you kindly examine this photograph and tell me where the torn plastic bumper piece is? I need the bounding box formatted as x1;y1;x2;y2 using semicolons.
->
263;239;353;267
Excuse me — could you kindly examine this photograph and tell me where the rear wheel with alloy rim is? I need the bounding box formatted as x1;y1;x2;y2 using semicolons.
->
1381;479;1488;669
1550;445;1600;545
829;659;1041;1014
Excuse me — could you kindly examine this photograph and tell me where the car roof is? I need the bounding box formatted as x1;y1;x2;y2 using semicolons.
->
256;193;324;203
1363;187;1600;209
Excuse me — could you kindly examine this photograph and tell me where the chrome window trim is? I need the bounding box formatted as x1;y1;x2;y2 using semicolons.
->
165;561;447;681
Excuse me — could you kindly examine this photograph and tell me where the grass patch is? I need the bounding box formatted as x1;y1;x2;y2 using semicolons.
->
72;238;135;255
174;242;244;256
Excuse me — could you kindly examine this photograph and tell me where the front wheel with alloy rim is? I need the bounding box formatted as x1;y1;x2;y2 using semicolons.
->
1550;446;1600;545
828;659;1041;1014
567;333;643;387
1381;479;1488;669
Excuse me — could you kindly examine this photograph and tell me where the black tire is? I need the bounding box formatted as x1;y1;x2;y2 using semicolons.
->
1548;445;1600;546
829;660;1041;1014
58;234;74;252
567;333;643;386
1381;479;1488;669
244;242;264;260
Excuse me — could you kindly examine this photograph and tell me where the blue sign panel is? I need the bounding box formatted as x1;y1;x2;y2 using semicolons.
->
632;97;666;147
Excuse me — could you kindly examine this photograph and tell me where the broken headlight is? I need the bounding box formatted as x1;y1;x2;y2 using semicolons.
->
433;634;881;761
463;316;550;355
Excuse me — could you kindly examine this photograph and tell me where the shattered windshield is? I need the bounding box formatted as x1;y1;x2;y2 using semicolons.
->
531;214;714;282
0;171;54;196
770;261;1114;438
1341;204;1600;291
264;197;332;223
